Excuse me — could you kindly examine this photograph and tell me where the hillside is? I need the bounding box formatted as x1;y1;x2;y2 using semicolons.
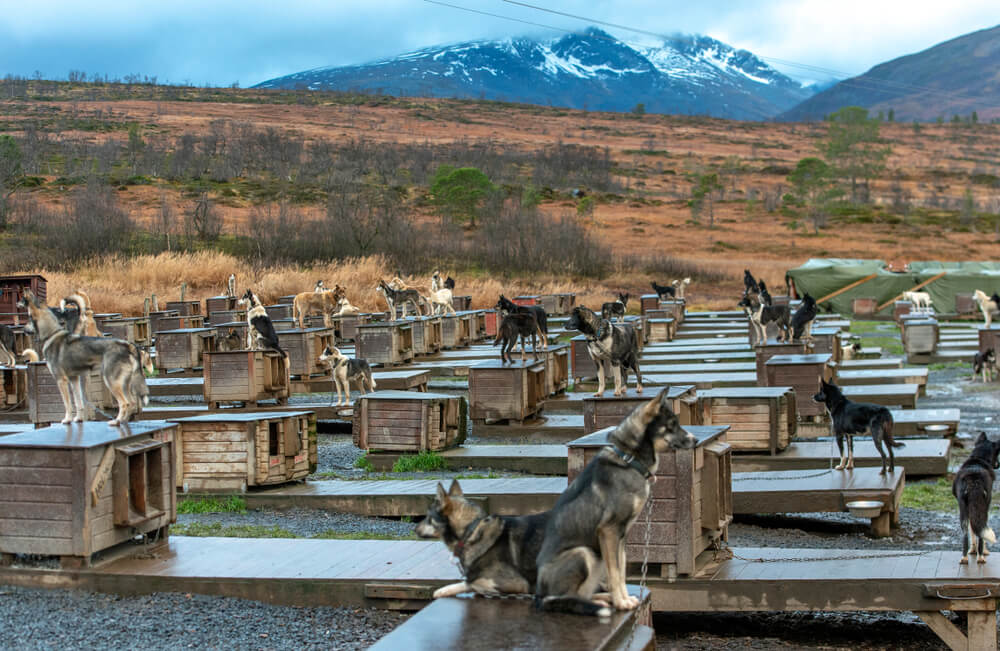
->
255;28;813;120
0;82;999;311
780;25;1000;122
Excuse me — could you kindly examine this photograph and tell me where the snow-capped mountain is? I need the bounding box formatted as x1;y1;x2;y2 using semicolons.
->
255;28;815;119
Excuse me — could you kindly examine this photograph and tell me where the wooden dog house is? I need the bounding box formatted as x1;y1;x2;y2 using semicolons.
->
511;343;570;395
27;363;114;426
582;385;697;434
570;335;601;384
567;424;732;578
356;321;414;367
407;315;443;356
146;309;180;335
440;313;472;349
155;328;216;372
154;314;205;333
764;354;834;419
539;293;575;316
264;304;293;321
648;318;675;343
469;359;546;424
979;325;1000;354
352;390;465;453
205;295;237;316
202;350;289;408
640;294;660;315
697;387;797;454
277;327;335;378
100;317;151;347
165;300;201;317
452;295;472;312
0;365;26;408
330;313;370;342
755;341;807;384
903;318;938;357
0;274;46;325
0;420;177;568
169;411;316;492
810;326;844;363
207;309;246;326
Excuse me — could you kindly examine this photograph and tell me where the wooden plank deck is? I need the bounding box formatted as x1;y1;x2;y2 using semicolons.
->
840;384;919;408
835;368;928;391
637;351;756;364
470;413;583;442
733;439;950;476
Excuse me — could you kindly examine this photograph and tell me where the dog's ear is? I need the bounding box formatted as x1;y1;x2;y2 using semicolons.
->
614;387;669;449
448;479;463;498
436;482;449;504
977;431;988;444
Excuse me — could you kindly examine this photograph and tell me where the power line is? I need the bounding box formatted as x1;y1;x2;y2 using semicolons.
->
497;0;981;105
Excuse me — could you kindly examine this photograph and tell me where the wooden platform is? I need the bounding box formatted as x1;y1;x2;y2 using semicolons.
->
372;589;653;651
732;439;950;476
835;368;928;392
840;383;919;408
732;466;904;536
469;413;582;442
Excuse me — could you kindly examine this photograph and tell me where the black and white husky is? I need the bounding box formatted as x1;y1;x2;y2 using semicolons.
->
318;346;376;406
566;306;642;397
601;293;629;323
952;432;1000;565
973;348;997;383
237;289;284;356
813;379;903;474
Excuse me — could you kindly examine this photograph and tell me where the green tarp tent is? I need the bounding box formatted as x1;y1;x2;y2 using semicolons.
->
786;259;1000;316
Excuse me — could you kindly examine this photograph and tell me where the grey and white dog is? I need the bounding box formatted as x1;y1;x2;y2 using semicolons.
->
535;389;697;616
566;306;643;396
318;345;376;406
18;289;150;425
376;279;426;318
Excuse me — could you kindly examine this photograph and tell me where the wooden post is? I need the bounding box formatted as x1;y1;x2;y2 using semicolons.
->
180;282;187;302
143;298;150;316
152;294;159;311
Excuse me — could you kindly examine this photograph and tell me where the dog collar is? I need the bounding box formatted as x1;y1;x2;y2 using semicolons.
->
606;445;653;480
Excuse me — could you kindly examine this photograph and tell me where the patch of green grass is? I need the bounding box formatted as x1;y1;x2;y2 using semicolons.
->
862;336;904;355
177;496;247;514
354;453;374;472
902;477;955;512
454;471;501;480
171;522;296;538
850;320;891;335
311;530;416;541
392;450;448;473
929;361;971;371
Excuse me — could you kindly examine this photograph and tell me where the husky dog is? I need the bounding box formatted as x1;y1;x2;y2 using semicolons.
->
227;274;236;298
973;348;997;382
428;271;457;315
238;289;285;355
335;297;361;317
739;291;790;345
61;291;100;337
293;285;345;328
20;348;40;363
216;328;243;352
318;345;376;406
840;336;863;360
566;306;642;397
743;269;760;295
536;389;697;616
952;432;1000;565
973;290;1000;328
649;281;675;301
377;279;426;318
416;479;548;599
813;379;903;473
496;295;548;345
18;289;149;425
494;312;545;364
791;293;818;341
672;277;691;300
0;324;16;366
902;291;932;313
314;280;326;293
601;293;629;323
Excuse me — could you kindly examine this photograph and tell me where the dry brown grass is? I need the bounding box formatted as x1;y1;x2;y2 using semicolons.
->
28;252;659;316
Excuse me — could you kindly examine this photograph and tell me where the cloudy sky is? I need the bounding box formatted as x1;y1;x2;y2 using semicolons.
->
1;1;996;86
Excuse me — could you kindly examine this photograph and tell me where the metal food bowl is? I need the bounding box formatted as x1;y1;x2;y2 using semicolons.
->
704;358;720;364
923;424;950;434
846;500;884;518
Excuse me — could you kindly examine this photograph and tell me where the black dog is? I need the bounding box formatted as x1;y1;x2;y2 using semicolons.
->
494;312;545;364
813;379;903;474
791;293;818;340
650;281;675;301
758;279;772;306
973;348;997;382
743;269;760;295
952;431;1000;564
496;294;548;339
444;276;455;290
601;292;629;323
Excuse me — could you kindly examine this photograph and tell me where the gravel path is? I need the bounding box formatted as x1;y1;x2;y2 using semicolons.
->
176;508;417;539
0;585;408;650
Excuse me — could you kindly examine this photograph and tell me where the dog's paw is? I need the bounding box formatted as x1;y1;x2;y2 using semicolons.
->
613;594;640;610
72;416;84;423
834;463;845;470
978;556;988;564
61;417;72;424
960;556;969;565
593;391;603;397
635;385;643;394
108;419;120;427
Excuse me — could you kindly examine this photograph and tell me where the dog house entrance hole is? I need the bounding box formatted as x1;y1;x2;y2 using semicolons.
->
268;422;280;456
115;440;167;527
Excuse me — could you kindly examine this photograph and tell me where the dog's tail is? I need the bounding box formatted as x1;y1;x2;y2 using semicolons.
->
534;595;611;618
879;410;905;448
366;366;377;391
21;348;40;363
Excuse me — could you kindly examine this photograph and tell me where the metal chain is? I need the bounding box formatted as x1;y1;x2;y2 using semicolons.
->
732;469;833;481
625;494;653;648
712;540;931;564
